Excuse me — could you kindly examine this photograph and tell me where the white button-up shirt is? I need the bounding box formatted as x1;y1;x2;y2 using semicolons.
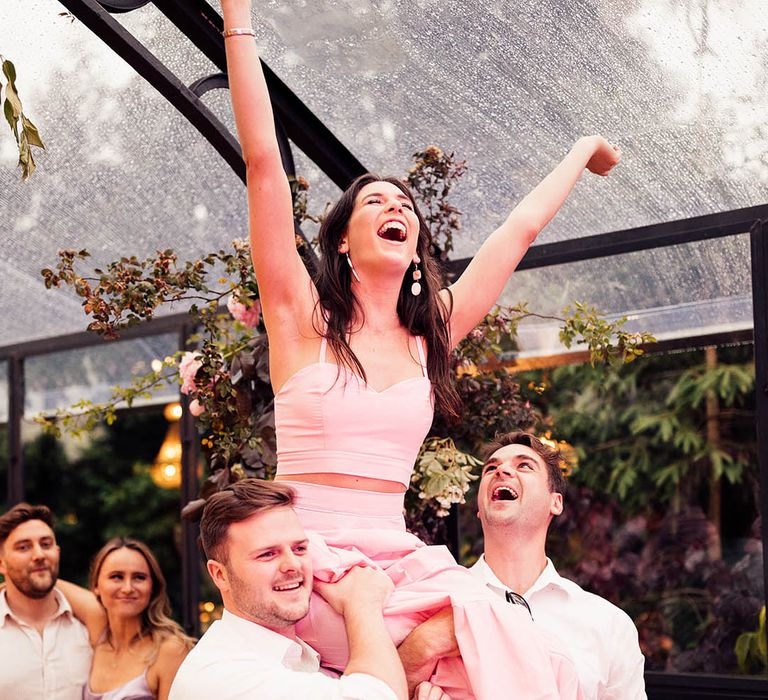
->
169;609;397;700
471;556;646;700
0;588;92;700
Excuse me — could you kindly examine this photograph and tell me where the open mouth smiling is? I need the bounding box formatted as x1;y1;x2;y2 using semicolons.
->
491;485;519;502
273;579;304;592
376;220;407;242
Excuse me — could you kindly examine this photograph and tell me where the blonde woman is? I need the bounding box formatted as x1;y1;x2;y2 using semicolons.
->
59;537;193;700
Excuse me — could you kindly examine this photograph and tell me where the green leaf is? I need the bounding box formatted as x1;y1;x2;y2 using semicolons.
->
2;59;18;84
3;96;18;141
734;632;753;673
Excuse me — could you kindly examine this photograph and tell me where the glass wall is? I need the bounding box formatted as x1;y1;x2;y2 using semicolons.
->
0;360;7;506
8;335;188;620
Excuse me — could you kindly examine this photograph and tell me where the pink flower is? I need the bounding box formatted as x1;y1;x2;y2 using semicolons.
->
178;351;202;395
189;399;205;417
227;293;261;328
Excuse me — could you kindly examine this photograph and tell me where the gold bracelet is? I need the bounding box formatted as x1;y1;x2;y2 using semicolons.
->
222;27;255;38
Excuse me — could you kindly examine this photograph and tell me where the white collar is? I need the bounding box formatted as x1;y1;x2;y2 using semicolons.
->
472;554;579;599
220;609;321;670
0;588;74;627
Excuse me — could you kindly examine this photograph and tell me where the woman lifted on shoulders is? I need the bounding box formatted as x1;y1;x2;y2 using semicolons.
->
220;2;620;698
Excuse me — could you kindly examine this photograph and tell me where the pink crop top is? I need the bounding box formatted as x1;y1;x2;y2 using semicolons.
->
274;336;434;488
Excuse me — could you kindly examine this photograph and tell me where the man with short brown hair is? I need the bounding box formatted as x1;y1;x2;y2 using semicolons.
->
472;432;645;699
399;432;645;699
171;478;448;700
0;502;92;700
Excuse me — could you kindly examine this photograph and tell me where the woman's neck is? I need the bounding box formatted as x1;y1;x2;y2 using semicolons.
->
350;277;404;333
106;612;144;650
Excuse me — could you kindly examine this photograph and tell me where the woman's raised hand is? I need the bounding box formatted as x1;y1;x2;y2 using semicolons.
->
583;135;622;176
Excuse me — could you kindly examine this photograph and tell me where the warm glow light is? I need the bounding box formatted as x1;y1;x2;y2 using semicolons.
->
164;402;183;422
150;405;183;489
538;433;579;477
163;464;177;479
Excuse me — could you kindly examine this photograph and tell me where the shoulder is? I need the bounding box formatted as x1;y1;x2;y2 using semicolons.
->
150;635;192;682
555;575;640;640
159;635;193;657
156;634;193;668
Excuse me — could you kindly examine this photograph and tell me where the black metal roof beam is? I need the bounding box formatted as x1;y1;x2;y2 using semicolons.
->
60;0;245;178
0;311;190;361
445;203;768;278
150;0;368;188
58;0;320;271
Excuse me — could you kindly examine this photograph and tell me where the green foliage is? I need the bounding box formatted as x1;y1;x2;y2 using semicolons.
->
20;415;181;602
527;346;756;513
735;607;768;674
406;146;467;259
559;302;655;366
1;57;45;181
409;437;480;517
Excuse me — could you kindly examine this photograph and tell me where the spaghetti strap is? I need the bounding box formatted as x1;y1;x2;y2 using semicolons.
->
319;336;328;363
415;336;428;378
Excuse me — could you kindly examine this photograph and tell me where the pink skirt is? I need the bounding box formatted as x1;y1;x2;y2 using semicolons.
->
290;482;582;700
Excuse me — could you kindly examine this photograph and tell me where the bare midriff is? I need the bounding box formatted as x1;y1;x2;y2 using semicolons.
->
274;472;407;493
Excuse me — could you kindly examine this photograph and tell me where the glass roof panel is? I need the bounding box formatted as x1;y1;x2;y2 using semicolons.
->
0;361;7;424
1;0;766;352
503;232;752;358
112;3;218;86
241;0;767;254
24;334;178;416
1;1;248;347
197;84;344;237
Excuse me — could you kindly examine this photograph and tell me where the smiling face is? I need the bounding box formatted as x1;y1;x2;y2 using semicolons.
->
0;519;60;600
207;506;312;633
477;444;563;534
340;180;421;276
94;547;153;620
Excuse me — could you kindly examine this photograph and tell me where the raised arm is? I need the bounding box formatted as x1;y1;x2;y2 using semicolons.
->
56;579;106;646
441;136;621;345
221;1;314;329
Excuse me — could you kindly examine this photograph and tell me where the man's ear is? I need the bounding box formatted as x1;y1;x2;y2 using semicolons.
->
550;492;564;517
207;559;229;593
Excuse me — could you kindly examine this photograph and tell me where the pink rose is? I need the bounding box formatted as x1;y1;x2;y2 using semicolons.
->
178;351;202;395
189;399;205;417
227;293;261;328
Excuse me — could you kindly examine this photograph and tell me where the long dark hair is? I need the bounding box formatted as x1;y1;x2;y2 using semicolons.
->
314;173;461;421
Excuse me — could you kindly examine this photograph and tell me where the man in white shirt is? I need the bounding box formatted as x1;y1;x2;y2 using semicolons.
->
0;502;92;700
399;432;646;700
169;478;448;700
471;431;646;699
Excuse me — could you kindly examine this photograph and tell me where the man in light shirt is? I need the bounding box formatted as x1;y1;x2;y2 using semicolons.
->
471;431;646;699
169;478;448;700
0;502;92;700
400;431;646;699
